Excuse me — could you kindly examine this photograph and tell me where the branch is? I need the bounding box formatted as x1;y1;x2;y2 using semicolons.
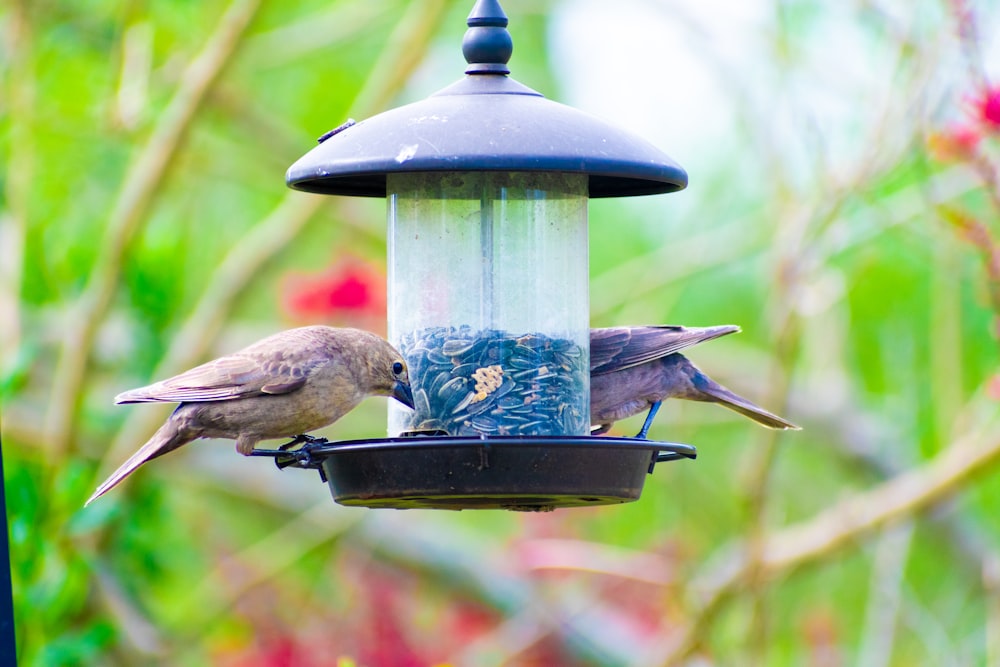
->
0;0;34;372
857;522;914;667
939;206;1000;314
356;513;649;666
166;500;362;633
650;422;1000;665
347;0;451;123
985;555;1000;666
93;562;166;658
762;437;1000;575
45;0;262;458
968;151;1000;218
95;193;322;478
91;0;453;487
790;387;999;575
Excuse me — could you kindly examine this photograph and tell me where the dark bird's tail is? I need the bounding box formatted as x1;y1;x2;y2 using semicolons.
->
691;370;800;430
85;420;191;505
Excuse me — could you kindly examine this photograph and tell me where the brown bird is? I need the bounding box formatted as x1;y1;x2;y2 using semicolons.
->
590;325;799;438
87;326;414;505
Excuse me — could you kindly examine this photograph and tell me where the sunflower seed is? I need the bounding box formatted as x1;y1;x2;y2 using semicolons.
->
397;326;589;437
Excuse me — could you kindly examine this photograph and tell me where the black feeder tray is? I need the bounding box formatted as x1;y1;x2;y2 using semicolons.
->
252;436;695;511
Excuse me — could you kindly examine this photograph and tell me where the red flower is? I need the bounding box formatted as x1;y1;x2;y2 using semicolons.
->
281;256;387;328
987;373;1000;401
928;83;1000;161
949;0;976;42
927;123;981;161
974;85;1000;130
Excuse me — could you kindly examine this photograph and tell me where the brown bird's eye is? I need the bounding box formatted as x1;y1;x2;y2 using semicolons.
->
392;361;404;375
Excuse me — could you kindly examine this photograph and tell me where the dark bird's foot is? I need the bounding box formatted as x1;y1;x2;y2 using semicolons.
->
634;401;662;440
278;434;327;451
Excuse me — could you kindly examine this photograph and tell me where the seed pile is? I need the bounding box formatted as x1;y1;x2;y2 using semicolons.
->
398;326;589;437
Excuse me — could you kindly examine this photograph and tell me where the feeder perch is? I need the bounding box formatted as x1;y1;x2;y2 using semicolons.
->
261;0;693;510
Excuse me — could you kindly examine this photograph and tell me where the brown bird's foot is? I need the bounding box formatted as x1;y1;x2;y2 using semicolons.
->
634;401;662;440
278;434;326;451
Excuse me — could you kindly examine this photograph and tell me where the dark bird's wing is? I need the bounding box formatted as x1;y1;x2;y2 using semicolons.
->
590;325;740;376
115;352;318;404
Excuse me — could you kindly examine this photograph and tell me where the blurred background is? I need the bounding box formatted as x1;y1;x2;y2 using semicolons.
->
3;0;1000;664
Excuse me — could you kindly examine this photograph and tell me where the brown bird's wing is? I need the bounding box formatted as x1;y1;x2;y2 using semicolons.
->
115;352;317;404
590;325;740;376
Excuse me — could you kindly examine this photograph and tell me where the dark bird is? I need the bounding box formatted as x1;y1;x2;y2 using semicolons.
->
590;325;799;438
87;326;414;505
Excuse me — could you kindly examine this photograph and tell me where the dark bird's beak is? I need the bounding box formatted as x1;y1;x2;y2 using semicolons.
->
392;380;415;409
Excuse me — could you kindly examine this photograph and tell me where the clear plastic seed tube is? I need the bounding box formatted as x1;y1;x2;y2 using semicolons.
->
387;171;590;437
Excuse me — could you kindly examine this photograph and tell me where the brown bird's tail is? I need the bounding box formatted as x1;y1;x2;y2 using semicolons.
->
692;373;800;430
85;419;191;506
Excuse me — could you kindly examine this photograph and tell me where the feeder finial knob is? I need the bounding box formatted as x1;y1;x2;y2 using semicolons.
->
463;0;512;75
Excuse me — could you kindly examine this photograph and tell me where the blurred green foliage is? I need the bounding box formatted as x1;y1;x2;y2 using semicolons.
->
3;0;1000;665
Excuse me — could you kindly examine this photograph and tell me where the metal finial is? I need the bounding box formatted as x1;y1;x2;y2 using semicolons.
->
462;0;512;75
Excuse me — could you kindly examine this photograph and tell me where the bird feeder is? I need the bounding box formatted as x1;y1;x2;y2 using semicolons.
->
262;0;695;510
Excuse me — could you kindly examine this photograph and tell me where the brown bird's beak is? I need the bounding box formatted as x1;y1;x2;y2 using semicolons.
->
392;380;415;409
